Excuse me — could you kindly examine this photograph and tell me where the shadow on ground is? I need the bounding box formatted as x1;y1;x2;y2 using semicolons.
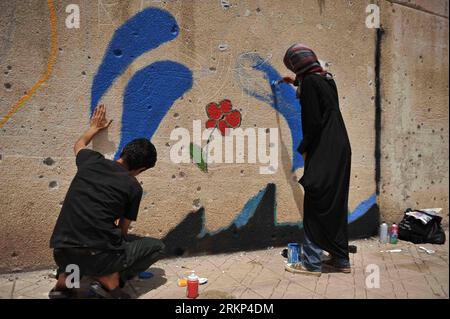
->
125;267;167;298
67;267;167;299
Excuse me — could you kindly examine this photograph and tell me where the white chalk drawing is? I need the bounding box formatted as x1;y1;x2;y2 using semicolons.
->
97;0;118;27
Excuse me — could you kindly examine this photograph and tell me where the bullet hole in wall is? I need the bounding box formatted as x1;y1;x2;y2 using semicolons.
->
197;186;201;191
49;181;58;189
193;198;201;208
4;83;12;90
113;49;123;57
173;113;179;118
43;157;55;166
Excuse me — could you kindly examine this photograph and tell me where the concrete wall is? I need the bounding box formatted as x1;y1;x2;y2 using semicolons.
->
0;0;447;272
380;0;449;224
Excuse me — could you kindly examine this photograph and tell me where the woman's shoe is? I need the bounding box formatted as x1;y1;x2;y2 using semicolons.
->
285;263;322;277
322;259;351;273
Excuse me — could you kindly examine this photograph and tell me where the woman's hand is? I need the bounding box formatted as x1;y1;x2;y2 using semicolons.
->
282;76;296;85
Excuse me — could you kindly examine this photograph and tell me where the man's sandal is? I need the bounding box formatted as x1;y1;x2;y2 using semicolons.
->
89;281;131;299
48;288;75;299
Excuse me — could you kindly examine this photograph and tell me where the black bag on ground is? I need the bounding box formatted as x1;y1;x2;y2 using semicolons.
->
398;208;446;244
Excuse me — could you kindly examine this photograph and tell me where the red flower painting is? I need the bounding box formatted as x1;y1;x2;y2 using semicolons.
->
205;99;242;136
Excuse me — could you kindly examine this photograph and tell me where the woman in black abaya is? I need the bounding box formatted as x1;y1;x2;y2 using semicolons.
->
283;44;352;275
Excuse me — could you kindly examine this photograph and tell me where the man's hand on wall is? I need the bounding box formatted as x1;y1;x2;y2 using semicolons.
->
73;104;113;155
90;104;113;132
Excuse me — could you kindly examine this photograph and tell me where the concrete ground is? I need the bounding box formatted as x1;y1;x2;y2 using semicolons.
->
0;235;448;299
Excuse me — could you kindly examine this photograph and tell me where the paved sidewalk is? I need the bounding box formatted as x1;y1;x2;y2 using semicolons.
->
0;235;448;299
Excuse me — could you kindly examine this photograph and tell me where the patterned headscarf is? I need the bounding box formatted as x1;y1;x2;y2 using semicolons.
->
283;43;331;86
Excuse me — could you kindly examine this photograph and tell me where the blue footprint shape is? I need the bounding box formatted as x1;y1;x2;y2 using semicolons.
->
115;61;192;159
236;53;304;171
91;8;180;113
90;7;193;159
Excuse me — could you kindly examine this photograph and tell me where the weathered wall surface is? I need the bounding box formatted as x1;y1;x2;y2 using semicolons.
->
0;0;446;272
380;0;449;225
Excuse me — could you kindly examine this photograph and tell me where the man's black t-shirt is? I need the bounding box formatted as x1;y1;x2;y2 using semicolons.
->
50;149;143;250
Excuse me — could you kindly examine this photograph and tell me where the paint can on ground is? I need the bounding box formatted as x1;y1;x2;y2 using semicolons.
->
379;222;388;244
390;223;398;244
186;271;199;299
287;243;300;264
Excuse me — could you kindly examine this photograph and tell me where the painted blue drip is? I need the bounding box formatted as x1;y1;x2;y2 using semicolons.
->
114;61;193;159
234;187;267;228
238;54;304;171
347;193;377;223
198;185;268;237
90;7;179;113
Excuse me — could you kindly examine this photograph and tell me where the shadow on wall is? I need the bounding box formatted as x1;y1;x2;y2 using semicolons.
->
162;184;379;257
89;7;380;257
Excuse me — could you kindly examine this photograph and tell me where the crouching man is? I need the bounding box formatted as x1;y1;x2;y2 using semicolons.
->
49;104;165;299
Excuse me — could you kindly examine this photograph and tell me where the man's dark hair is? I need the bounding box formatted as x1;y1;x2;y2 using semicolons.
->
119;138;157;171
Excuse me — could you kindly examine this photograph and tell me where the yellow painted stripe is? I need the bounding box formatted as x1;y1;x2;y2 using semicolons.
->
0;0;58;128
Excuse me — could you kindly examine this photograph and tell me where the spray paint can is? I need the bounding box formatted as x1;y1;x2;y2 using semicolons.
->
186;271;199;299
287;243;300;264
379;222;388;244
390;223;398;244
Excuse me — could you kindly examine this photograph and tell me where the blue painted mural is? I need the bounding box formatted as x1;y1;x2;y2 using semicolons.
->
117;61;192;159
90;7;192;159
91;7;180;113
236;53;304;171
163;184;379;256
91;7;379;256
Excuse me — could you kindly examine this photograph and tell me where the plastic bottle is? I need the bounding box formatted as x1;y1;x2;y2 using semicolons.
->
379;222;388;244
390;223;398;244
186;270;199;299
